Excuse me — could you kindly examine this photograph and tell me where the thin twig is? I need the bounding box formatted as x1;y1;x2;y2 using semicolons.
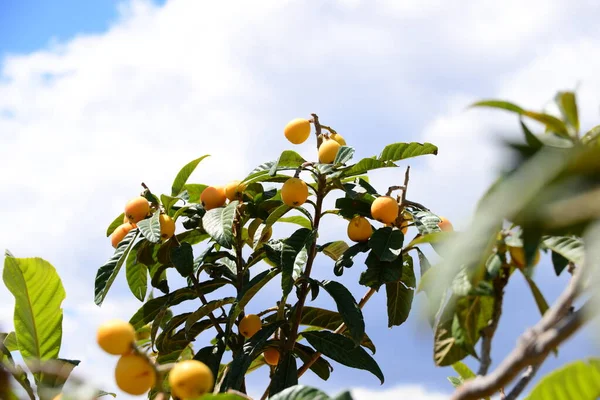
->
401;166;411;205
477;271;508;376
190;274;226;336
504;364;541;400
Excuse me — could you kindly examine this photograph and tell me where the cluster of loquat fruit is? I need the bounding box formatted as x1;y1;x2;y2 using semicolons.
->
283;117;455;242
111;197;176;248
96;319;214;398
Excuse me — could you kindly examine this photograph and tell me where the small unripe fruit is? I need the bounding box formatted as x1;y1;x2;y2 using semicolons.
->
115;353;156;395
125;196;150;224
169;360;214;399
201;186;227;210
330;132;346;146
225;180;246;201
318;138;341;164
438;217;454;232
347;216;373;242
509;246;541;268
159;214;175;240
97;319;136;355
281;178;309;207
284;118;311;145
239;314;262;338
371;196;399;224
263;347;280;366
111;223;135;248
136;324;151;341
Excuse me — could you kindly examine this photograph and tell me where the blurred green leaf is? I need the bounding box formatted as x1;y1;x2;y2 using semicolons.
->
525;358;600;400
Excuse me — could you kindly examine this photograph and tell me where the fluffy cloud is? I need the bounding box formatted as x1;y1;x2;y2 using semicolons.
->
352;384;448;400
1;0;600;398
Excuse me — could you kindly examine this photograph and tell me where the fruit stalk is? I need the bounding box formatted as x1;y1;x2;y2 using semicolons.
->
296;287;376;378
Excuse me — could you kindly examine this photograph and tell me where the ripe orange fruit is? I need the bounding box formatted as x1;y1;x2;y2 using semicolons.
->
239;314;262;338
169;360;214;399
509;246;541;268
201;186;227;210
371;196;399;224
125;196;150;224
347;216;373;242
263;347;280;366
318;137;341;164
281;178;309;207
111;223;135;248
284;118;311;144
159;214;175;240
438;217;454;232
329;132;346;146
225;180;246;201
97;319;136;355
114;353;156;395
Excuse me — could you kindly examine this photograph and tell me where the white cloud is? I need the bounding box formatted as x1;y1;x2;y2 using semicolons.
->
1;0;600;398
352;384;448;400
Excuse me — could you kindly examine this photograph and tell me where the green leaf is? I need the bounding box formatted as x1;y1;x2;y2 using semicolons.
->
525;358;600;400
137;211;161;243
185;297;235;335
279;216;312;229
320;241;350;261
183;183;208;203
412;211;443;235
522;274;549;317
470;99;525;113
3;332;18;352
94;229;140;306
385;255;415;327
125;240;148;302
520;119;544;149
269;385;330;400
334;197;373;219
541;236;584;265
415;248;431;276
334;242;369;270
452;361;476;380
265;228;313;296
270;352;299;395
265;204;292;228
338;157;397;178
551;250;570;276
170;243;194;277
203;200;238;249
447;376;464;388
224;322;282;391
368;227;403;262
269;150;307;176
106;213;125;237
2;256;66;382
334;146;355;165
302;331;384;384
171;155;210;196
359;252;403;289
378;142;438;162
129;281;226;329
231;269;281;323
293;343;333;381
319;280;365;346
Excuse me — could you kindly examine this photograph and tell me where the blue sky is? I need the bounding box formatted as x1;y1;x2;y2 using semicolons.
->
1;1;599;399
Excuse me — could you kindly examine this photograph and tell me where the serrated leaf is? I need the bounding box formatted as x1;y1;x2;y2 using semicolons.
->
185;297;235;334
385;255;415;327
334;146;355;165
137;212;162;243
106;213;125;237
378;142;438;162
541;236;584;265
269;385;330;400
303;331;384;384
270;352;299;395
269;150;307;176
279;216;312;229
203;201;238;249
224;322;282;391
319;280;365;346
2;256;66;383
95;229;140;305
320;241;350;261
171;243;194;277
412;211;443;235
171;155;210;196
525;358;600;400
368;227;403;262
126;240;148;302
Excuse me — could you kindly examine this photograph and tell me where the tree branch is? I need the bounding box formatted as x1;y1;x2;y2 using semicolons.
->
504;364;541;400
477;271;508;376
